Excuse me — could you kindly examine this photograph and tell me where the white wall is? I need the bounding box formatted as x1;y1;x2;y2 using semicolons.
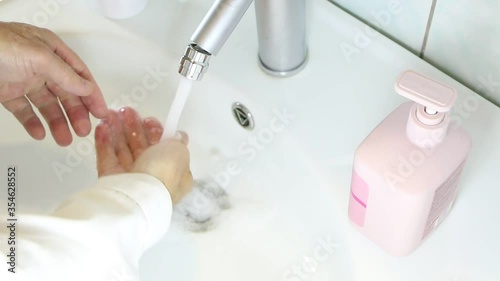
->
330;0;500;106
424;0;500;106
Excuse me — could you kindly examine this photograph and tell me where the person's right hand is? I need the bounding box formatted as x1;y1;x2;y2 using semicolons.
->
95;107;192;204
0;22;108;146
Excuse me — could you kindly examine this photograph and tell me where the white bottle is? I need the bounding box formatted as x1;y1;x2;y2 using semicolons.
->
97;0;148;19
348;70;472;256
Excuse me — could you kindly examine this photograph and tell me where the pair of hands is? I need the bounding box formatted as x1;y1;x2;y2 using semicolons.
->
95;107;192;204
0;22;192;202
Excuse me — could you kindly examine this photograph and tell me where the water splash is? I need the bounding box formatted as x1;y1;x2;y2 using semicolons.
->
160;77;194;142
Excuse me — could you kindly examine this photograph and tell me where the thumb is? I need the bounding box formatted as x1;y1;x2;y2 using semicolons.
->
37;50;95;96
132;140;191;200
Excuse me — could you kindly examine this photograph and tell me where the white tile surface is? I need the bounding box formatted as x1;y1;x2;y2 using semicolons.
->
424;0;500;106
330;0;433;54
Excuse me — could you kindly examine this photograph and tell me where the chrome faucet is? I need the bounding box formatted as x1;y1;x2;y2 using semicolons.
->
178;0;307;81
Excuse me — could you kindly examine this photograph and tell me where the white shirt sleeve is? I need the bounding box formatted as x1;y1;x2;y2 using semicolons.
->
0;173;173;281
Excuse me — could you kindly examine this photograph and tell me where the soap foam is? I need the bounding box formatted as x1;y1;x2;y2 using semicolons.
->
173;179;230;232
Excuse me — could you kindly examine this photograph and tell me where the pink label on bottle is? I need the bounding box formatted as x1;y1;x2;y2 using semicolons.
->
349;170;369;227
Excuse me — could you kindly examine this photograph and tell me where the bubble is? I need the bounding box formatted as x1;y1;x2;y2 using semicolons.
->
172;180;230;232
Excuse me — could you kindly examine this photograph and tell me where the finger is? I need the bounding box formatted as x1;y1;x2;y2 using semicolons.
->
108;110;135;171
51;86;91;137
48;81;108;121
2;96;45;140
37;28;108;118
118;107;148;160
27;86;72;146
33;46;95;97
143;117;163;145
95;121;120;177
36;28;91;78
81;85;108;119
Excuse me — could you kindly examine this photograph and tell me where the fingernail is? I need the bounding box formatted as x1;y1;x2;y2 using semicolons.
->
117;107;130;122
174;131;189;145
174;131;183;140
144;117;160;125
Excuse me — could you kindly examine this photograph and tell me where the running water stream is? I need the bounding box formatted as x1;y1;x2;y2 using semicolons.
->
160;77;194;142
160;76;229;231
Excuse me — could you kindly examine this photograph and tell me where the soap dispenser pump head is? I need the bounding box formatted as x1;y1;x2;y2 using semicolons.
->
395;71;458;147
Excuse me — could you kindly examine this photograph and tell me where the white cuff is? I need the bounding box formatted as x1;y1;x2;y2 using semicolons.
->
94;173;173;250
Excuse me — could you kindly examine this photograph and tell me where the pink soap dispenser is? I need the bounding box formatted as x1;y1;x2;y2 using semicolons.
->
348;70;472;256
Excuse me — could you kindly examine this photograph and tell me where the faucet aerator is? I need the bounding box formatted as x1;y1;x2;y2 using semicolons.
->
178;44;212;81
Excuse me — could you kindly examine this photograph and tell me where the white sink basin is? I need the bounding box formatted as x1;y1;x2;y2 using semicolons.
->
0;0;499;280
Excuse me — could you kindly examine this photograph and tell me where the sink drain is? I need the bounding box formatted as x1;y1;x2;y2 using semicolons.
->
232;102;254;130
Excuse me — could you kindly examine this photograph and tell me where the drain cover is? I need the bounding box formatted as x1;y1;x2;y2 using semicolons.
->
232;102;254;130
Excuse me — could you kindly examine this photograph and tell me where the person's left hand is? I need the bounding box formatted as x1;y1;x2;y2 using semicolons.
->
95;107;165;177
